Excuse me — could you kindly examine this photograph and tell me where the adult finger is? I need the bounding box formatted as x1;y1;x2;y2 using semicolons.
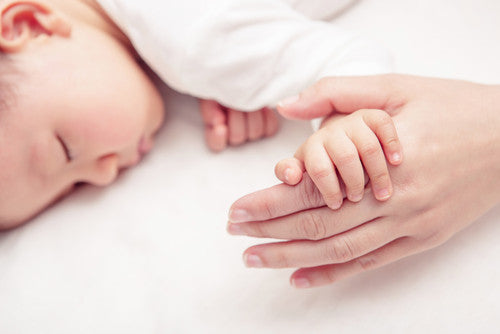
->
228;109;247;146
229;173;328;223
290;237;422;288
276;75;408;120
228;195;381;240
243;218;404;269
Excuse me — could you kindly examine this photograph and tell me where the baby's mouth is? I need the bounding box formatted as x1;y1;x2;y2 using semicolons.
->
138;136;154;156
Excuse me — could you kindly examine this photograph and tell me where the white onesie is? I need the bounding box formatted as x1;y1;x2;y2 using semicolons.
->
96;0;392;111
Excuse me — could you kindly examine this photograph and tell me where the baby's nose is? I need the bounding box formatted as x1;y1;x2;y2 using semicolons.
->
85;154;119;186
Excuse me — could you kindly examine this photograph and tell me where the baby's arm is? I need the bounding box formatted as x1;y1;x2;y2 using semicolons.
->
113;0;391;111
275;109;403;208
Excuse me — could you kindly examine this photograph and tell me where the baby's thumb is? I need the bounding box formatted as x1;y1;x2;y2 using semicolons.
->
277;75;405;120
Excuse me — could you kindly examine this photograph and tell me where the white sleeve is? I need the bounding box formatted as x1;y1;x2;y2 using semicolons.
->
98;0;392;111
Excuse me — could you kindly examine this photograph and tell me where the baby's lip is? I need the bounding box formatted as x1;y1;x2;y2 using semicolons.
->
122;136;154;168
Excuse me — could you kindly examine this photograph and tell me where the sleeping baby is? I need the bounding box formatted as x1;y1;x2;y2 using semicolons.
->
0;0;397;228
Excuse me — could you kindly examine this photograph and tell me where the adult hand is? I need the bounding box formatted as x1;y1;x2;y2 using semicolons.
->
227;74;500;288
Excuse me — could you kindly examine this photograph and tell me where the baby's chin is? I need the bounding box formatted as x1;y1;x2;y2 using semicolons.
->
0;215;31;231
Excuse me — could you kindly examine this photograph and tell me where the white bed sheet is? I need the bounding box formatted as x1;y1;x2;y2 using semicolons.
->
1;0;500;333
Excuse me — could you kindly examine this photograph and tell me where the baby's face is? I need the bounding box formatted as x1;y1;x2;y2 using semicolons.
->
0;24;165;227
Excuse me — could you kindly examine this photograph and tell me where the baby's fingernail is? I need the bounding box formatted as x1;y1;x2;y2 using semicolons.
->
350;193;363;202
328;199;343;210
227;223;245;236
291;277;311;289
229;208;252;223
284;168;292;183
278;95;299;108
244;254;263;268
391;152;402;163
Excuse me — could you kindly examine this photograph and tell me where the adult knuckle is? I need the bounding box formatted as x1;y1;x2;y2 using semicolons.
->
356;256;378;271
303;184;325;208
300;212;328;240
325;268;339;284
250;221;267;238
420;226;452;249
259;199;276;220
325;237;356;263
275;250;291;268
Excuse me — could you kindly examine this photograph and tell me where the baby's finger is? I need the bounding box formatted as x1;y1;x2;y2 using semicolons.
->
205;124;228;152
200;99;226;126
247;109;265;141
348;123;392;201
228;109;247;146
275;158;305;185
303;142;343;210
325;131;365;202
263;107;280;137
362;110;403;165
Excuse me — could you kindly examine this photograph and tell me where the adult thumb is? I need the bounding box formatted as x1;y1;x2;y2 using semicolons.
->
276;74;407;120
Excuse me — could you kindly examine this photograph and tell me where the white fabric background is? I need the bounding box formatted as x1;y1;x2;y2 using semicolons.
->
1;0;500;333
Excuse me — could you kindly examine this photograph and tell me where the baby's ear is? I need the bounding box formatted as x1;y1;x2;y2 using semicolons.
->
0;1;71;53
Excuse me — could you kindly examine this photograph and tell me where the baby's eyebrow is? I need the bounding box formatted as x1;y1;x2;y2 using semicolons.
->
56;134;73;162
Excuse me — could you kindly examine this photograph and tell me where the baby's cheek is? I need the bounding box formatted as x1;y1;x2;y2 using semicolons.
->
78;109;142;147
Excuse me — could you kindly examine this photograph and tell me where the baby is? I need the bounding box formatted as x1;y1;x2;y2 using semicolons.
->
0;0;394;228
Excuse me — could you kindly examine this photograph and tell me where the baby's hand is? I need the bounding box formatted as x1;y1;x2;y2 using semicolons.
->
200;99;280;152
275;109;403;209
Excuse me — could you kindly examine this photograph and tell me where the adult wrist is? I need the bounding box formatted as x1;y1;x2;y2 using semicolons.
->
482;84;500;199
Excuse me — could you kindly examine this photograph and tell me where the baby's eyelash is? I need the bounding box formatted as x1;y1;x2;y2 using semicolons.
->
56;134;73;162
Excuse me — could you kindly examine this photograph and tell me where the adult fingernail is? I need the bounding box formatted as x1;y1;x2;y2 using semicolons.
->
227;223;245;236
291;277;311;289
277;95;299;108
229;208;252;223
244;254;263;268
